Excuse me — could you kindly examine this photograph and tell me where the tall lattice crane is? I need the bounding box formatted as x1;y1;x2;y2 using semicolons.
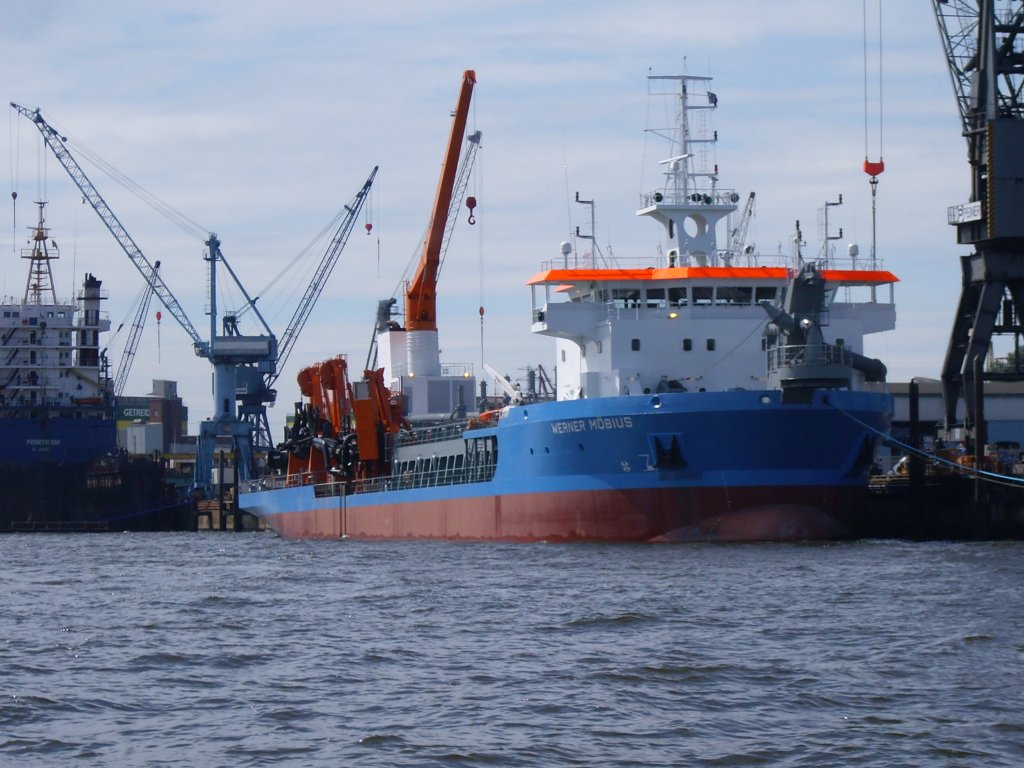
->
237;166;377;447
111;260;159;398
11;102;374;487
11;102;275;489
932;0;1024;428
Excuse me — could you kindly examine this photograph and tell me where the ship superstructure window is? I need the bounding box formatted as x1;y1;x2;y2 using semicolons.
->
631;338;641;351
755;287;778;304
668;287;688;306
646;288;666;309
612;289;640;308
596;341;603;354
692;287;713;306
683;338;693;351
716;286;753;305
706;338;716;351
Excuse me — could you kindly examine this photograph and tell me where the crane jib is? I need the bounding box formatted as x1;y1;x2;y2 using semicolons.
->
9;102;205;348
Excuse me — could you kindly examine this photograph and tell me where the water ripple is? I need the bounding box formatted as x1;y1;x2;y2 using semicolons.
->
0;535;1021;766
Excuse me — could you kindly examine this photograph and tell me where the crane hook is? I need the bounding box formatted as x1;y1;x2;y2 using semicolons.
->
466;196;477;225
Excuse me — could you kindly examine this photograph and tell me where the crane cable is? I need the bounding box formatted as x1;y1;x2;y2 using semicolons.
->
862;0;885;176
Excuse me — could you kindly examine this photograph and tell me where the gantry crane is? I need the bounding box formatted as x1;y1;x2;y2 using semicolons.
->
11;102;374;489
932;1;1024;430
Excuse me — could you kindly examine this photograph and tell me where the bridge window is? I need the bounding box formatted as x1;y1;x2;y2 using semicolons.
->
668;287;688;306
612;288;640;308
692;287;713;306
717;286;753;305
646;288;666;309
755;286;778;304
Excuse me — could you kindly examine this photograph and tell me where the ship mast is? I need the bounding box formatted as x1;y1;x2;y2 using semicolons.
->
22;201;60;305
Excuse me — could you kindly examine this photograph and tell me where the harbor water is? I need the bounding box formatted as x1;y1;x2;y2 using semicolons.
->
2;533;1022;767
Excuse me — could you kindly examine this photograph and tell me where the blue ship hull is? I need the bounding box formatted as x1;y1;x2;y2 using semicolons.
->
240;388;892;542
0;416;115;466
0;417;192;532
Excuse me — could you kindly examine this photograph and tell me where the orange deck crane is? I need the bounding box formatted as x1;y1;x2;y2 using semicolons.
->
405;69;476;331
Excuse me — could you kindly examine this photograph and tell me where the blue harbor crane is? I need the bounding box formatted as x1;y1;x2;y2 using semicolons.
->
11;102;376;491
239;166;377;448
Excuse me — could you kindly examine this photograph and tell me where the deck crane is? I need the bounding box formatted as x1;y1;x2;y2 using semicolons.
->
236;166;378;447
726;191;755;264
111;261;160;398
406;70;477;336
372;70;480;422
11;103;377;487
931;1;1024;429
11;102;278;491
368;128;480;370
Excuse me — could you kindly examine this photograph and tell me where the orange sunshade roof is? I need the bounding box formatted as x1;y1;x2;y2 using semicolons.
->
526;266;899;287
526;266;790;285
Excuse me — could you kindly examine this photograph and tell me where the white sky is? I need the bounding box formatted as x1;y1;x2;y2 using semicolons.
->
3;1;971;436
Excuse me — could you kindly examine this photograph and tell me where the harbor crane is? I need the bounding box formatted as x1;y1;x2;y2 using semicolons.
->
110;261;159;398
237;166;377;448
11;102;375;489
931;1;1024;429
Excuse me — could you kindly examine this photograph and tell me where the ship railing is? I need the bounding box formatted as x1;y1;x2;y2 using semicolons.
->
537;253;887;273
396;420;466;447
387;362;475;378
350;462;496;495
765;343;852;372
251;459;498;498
72;312;111;328
640;187;740;209
257;470;333;490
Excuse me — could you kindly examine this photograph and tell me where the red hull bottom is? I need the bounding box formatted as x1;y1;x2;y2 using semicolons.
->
260;486;863;542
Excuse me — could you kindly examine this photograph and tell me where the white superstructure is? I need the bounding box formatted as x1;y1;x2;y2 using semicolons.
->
529;74;897;401
0;202;110;414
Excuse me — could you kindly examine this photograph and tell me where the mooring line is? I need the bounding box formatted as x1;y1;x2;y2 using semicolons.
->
825;398;1024;489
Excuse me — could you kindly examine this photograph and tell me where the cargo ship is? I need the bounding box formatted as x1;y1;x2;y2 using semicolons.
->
0;201;190;531
239;71;896;542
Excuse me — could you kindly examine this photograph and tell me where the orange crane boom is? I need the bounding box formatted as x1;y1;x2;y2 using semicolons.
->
405;69;476;331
